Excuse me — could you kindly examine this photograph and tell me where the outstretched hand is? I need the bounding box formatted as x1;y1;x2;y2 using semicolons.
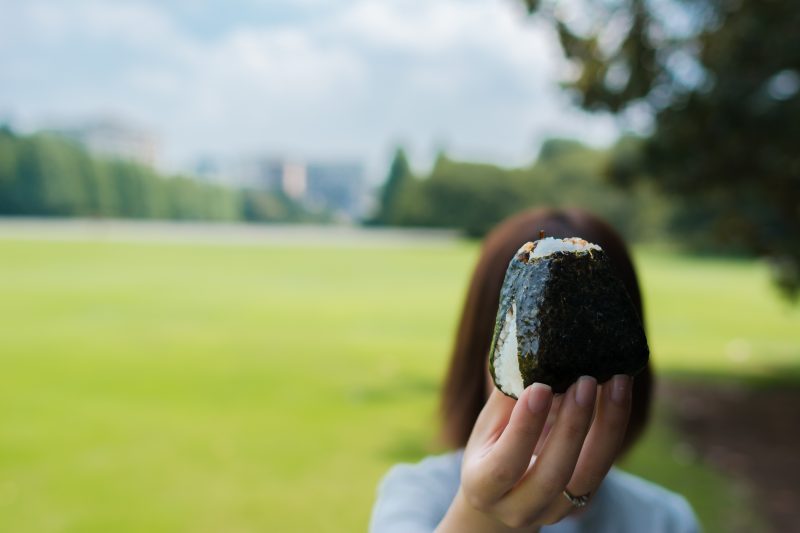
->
437;375;632;532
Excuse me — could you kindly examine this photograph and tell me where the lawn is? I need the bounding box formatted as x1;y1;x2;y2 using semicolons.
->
0;238;797;532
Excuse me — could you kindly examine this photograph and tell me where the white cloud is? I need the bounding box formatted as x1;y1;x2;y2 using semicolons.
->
1;0;618;180
4;0;176;49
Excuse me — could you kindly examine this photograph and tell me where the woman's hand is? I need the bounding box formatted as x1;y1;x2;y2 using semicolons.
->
436;375;632;532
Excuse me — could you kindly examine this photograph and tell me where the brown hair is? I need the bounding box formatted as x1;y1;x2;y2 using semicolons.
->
440;207;653;454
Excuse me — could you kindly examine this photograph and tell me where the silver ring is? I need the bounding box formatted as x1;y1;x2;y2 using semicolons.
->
562;489;591;508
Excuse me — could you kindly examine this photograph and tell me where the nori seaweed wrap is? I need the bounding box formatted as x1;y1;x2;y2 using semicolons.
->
489;237;649;397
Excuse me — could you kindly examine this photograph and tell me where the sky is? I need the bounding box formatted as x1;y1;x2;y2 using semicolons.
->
0;0;623;182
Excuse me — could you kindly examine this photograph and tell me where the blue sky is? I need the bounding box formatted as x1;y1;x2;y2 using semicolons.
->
0;0;622;180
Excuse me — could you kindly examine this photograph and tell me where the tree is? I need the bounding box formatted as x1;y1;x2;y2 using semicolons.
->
373;147;413;225
415;156;529;237
379;142;670;241
523;0;800;297
0;127;22;213
0;127;320;223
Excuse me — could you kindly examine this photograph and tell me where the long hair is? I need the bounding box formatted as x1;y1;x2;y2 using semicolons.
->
440;207;653;454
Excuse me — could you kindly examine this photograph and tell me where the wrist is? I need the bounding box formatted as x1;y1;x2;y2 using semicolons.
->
436;488;540;533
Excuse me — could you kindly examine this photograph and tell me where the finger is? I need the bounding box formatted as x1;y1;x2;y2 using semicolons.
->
497;376;597;521
476;383;553;499
568;375;633;494
533;392;564;456
467;387;518;448
571;375;632;492
541;374;632;523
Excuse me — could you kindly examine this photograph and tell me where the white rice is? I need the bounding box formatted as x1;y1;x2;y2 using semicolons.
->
521;237;602;259
493;301;524;398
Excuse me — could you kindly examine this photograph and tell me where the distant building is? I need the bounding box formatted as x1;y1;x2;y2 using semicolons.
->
195;155;366;220
51;118;158;167
195;153;371;221
282;162;307;201
305;162;364;219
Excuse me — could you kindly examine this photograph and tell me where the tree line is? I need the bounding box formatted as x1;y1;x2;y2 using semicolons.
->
520;0;800;296
0;126;318;223
372;0;799;297
371;140;672;244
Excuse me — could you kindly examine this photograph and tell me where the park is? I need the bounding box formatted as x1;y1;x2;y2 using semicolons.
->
2;0;799;531
1;225;797;531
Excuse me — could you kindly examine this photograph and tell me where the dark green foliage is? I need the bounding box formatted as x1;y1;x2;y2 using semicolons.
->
395;157;529;237
372;147;413;225
523;0;800;297
490;247;649;395
241;188;327;223
0;127;310;223
0;128;22;214
377;140;669;242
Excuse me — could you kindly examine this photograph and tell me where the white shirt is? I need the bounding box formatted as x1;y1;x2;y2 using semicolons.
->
370;450;700;533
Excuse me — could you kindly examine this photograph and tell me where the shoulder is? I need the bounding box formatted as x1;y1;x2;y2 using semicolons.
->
584;468;700;533
369;450;462;533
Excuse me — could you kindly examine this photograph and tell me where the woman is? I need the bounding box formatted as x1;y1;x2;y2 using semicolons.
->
370;208;700;532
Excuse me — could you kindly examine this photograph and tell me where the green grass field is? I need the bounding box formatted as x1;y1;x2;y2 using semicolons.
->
0;238;797;532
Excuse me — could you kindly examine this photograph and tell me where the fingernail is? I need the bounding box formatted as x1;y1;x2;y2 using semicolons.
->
610;374;631;405
575;376;597;407
527;383;552;414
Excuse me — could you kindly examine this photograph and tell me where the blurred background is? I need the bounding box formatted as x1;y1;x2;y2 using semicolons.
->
1;0;798;531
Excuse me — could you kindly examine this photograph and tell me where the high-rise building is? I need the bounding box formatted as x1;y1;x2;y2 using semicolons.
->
192;155;367;220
